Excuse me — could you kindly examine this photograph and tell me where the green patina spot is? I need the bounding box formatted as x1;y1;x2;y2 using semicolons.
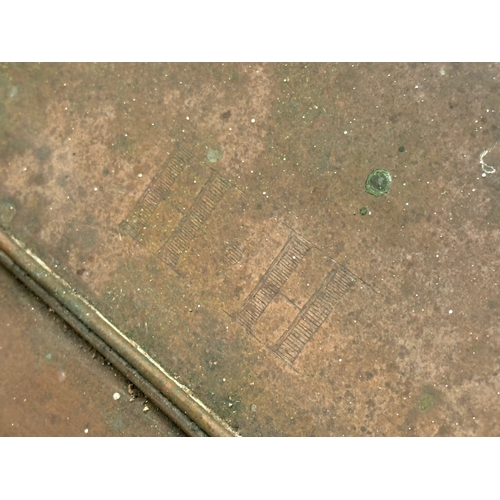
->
365;169;391;197
0;200;17;225
360;206;368;216
418;393;435;411
207;146;223;163
398;145;405;153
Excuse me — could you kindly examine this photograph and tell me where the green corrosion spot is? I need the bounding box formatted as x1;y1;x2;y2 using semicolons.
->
418;393;435;411
207;146;223;163
0;200;17;225
365;169;391;197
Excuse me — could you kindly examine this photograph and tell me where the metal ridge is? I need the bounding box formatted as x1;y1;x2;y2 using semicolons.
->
0;226;238;437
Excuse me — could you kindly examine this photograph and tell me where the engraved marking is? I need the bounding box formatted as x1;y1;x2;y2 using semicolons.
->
272;264;355;365
234;232;312;333
158;170;231;269
223;241;244;266
119;145;193;242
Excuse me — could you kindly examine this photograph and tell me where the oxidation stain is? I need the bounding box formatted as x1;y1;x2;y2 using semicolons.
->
1;137;30;158
8;85;21;99
0;104;9;138
35;145;51;162
113;134;133;154
0;200;17;225
207;146;224;163
418;393;434;411
417;386;441;412
29;171;48;187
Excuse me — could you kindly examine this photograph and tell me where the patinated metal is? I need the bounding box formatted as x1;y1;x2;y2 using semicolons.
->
0;228;234;436
1;63;499;436
0;244;206;436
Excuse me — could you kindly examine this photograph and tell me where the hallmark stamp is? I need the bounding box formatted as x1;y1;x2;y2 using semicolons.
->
272;264;356;365
119;144;193;243
157;170;231;269
234;231;312;334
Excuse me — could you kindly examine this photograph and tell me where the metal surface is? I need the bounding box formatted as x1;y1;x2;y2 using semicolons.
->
1;63;499;436
0;228;232;436
0;243;206;436
0;263;186;436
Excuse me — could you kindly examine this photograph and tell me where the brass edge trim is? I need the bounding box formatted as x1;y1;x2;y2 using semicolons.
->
0;227;238;437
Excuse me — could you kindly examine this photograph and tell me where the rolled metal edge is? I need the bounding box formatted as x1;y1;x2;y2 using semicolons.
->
0;227;238;437
0;249;207;437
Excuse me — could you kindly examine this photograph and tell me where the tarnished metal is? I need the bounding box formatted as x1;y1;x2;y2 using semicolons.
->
0;227;235;436
1;63;499;436
0;245;205;436
0;262;186;436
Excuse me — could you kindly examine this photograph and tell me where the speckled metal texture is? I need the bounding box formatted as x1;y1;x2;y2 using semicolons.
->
0;264;185;436
0;229;233;436
1;63;499;436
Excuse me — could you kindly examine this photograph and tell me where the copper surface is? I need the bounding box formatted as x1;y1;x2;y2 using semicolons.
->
0;264;185;436
0;244;207;435
1;63;499;436
0;229;233;436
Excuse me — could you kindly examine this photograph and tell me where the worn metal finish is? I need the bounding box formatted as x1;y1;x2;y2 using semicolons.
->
0;245;206;436
0;264;186;436
0;228;233;436
1;63;499;436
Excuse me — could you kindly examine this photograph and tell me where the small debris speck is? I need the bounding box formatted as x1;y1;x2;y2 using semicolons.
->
113;392;120;400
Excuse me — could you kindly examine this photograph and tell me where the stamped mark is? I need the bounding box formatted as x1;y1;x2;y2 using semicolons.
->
233;231;312;334
157;170;231;269
223;241;244;266
272;264;356;365
119;144;193;242
118;140;373;369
